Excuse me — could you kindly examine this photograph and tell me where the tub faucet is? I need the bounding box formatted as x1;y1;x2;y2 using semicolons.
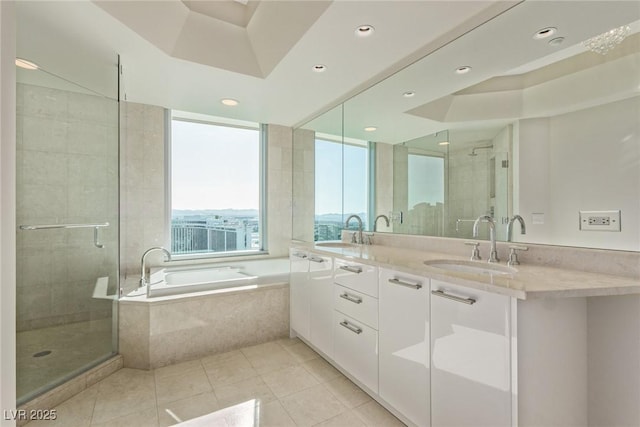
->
507;215;526;242
373;214;390;232
473;215;499;263
344;214;364;244
140;247;172;291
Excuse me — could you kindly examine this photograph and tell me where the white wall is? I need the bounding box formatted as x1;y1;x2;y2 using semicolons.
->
515;96;640;250
1;1;17;425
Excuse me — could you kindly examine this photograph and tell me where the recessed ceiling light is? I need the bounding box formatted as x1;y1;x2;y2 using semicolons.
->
355;25;375;37
533;27;557;40
221;98;239;106
455;66;472;74
15;58;39;70
403;91;415;98
438;141;450;146
548;37;565;46
312;64;327;73
364;126;377;132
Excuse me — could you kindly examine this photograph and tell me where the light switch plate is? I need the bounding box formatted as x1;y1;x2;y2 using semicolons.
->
579;210;621;231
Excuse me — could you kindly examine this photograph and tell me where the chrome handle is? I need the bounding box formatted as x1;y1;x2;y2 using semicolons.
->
308;256;324;263
293;252;307;259
509;245;529;251
19;222;109;230
340;293;363;304
464;241;480;247
340;320;363;334
388;278;422;290
339;265;363;274
431;289;476;305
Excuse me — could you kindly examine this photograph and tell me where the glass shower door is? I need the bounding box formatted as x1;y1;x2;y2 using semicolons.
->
15;63;120;404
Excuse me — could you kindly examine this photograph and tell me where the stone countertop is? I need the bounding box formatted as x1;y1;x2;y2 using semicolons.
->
292;242;640;300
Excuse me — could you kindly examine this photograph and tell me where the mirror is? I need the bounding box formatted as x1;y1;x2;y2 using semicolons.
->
293;0;640;251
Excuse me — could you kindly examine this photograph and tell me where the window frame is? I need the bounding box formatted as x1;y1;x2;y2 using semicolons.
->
165;112;268;260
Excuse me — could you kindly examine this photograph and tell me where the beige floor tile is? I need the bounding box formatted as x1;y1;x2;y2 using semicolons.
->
324;376;372;409
261;365;319;398
157;392;220;427
200;351;243;369
155;365;213;405
25;385;98;427
212;376;277;408
282;342;320;363
353;401;405;427
224;400;296;427
279;384;347;427
276;337;302;348
91;406;159;427
203;356;258;388
240;342;298;374
154;359;203;380
302;358;344;383
91;369;156;424
314;410;367;427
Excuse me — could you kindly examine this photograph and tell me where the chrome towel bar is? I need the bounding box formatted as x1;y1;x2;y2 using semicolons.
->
19;222;109;248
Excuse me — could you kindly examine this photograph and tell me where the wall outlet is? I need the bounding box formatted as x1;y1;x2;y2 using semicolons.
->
579;210;621;232
389;211;403;224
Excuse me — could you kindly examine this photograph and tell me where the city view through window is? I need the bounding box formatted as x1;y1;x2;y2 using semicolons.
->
315;139;368;241
171;119;261;255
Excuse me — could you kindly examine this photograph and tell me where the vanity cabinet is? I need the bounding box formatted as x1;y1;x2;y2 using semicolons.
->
289;249;310;340
308;252;334;357
379;268;430;427
430;280;512;427
332;259;379;393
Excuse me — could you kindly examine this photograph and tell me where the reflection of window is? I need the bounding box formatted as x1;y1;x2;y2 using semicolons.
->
314;138;369;241
408;154;444;208
170;117;264;256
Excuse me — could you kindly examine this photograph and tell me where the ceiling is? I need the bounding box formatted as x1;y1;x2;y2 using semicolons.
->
14;0;516;127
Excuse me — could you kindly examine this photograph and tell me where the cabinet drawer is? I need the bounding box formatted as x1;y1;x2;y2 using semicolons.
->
333;259;378;297
333;311;378;393
333;284;378;329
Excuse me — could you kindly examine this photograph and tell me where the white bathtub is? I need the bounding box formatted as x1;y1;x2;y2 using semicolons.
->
127;257;290;298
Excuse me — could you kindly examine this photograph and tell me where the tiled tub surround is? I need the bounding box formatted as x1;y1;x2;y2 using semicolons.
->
291;238;640;426
119;258;291;369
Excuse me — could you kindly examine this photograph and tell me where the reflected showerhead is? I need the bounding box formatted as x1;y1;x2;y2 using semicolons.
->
469;145;493;156
468;152;478;157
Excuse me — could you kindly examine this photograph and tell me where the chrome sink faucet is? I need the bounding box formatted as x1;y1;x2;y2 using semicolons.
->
472;215;499;263
374;214;390;232
345;214;364;244
140;247;172;293
507;215;527;242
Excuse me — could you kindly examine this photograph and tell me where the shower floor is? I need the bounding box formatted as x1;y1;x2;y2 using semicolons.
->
17;318;114;402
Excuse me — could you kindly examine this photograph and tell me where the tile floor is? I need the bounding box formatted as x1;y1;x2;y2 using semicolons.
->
24;338;406;427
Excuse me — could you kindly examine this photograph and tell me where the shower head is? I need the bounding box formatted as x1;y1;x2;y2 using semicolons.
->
468;152;478;157
469;145;493;157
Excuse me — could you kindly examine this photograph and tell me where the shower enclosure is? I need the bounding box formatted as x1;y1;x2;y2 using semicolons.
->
15;39;120;404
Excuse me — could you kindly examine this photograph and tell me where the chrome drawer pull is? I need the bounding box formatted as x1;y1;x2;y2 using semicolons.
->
293;252;307;259
339;265;363;274
431;289;476;305
339;293;363;304
309;256;325;263
340;320;363;334
388;278;422;290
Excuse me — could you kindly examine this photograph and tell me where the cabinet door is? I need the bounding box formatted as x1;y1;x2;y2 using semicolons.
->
333;311;379;393
290;249;310;339
308;252;334;357
430;280;512;427
379;269;430;427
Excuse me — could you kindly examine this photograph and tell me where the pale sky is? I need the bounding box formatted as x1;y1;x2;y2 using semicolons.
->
171;120;259;211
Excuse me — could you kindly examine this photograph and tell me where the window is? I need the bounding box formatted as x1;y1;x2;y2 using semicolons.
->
170;115;264;256
314;138;369;241
408;153;444;208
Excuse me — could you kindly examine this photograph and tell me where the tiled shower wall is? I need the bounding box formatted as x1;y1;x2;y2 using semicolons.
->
16;83;119;331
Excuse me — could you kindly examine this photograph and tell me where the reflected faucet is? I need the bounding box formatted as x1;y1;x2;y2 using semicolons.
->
472;215;499;263
374;214;390;232
344;215;364;244
507;215;527;242
140;247;171;296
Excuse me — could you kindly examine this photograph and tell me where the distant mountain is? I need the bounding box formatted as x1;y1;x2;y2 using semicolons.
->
315;213;366;223
173;209;259;218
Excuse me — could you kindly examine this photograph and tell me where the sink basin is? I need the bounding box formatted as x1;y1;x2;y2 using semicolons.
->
315;241;358;249
424;259;517;276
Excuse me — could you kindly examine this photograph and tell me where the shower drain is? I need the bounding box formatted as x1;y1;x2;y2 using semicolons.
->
32;350;52;358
